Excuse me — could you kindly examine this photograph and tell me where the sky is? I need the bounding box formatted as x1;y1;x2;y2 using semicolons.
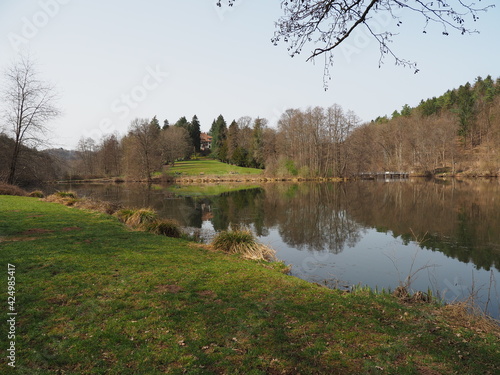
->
1;0;499;150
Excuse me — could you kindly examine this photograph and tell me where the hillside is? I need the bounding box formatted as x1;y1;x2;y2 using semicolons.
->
348;75;500;176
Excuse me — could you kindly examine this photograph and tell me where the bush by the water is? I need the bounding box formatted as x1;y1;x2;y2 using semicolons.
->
0;183;28;196
211;229;277;261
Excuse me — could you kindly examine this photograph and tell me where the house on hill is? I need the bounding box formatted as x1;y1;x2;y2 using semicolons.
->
200;133;212;152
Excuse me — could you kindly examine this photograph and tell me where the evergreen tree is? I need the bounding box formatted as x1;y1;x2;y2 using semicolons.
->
227;120;239;163
400;104;412;117
210;115;227;161
150;116;160;130
456;83;477;147
175;116;189;129
163;119;170;130
191;115;201;153
250;118;266;168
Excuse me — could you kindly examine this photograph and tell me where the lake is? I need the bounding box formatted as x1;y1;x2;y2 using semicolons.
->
54;179;500;319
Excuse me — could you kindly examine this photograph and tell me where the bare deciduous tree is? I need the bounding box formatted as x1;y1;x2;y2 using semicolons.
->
160;126;191;166
1;55;59;184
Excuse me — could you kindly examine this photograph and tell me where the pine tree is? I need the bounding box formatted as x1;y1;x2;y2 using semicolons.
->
210;115;227;161
191;115;201;153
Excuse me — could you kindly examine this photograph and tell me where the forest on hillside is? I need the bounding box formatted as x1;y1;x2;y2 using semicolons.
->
350;75;500;176
2;75;500;184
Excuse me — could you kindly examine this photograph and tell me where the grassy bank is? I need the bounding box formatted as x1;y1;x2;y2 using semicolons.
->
0;195;499;374
165;159;263;177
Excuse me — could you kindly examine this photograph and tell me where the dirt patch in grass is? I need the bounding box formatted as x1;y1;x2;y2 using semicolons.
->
158;284;185;294
61;226;82;232
198;290;217;298
22;228;54;235
1;236;38;242
76;239;93;244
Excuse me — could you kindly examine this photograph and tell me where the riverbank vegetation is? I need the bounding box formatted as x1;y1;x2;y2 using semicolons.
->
0;194;499;374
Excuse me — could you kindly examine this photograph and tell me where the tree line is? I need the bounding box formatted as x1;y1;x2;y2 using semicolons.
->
2;58;500;184
70;104;360;181
74;115;199;182
349;75;500;176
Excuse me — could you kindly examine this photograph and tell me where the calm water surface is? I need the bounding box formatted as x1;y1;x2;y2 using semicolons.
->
57;179;500;319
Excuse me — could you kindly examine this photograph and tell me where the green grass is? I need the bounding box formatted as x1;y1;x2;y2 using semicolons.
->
1;195;499;374
166;158;263;176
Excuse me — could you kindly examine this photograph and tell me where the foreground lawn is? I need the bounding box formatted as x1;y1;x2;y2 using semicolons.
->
165;159;263;176
0;196;499;374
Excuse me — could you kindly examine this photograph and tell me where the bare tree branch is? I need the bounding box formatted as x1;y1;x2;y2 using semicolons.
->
217;1;494;88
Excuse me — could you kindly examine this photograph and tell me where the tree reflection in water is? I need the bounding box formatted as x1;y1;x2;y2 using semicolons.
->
61;179;500;318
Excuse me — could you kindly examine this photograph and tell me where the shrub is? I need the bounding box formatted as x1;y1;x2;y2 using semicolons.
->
28;190;45;198
143;219;182;238
211;229;277;261
0;183;28;196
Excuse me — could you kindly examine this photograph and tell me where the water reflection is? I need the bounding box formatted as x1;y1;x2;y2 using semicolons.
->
62;179;500;272
59;179;500;318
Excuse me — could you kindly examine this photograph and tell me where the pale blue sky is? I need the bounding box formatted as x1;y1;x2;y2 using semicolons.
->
1;0;499;149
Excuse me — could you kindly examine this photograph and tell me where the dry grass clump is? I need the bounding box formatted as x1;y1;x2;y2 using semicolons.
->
0;183;28;196
28;190;45;198
73;197;121;215
211;229;277;261
142;219;182;238
54;191;78;198
438;301;500;337
45;191;79;206
115;209;136;224
125;208;157;227
115;208;182;238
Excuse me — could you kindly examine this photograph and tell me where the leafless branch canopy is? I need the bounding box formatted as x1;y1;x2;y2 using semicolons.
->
2;56;60;147
2;55;60;183
218;1;494;88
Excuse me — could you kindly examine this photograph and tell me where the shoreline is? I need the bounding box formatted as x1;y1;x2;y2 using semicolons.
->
52;173;499;185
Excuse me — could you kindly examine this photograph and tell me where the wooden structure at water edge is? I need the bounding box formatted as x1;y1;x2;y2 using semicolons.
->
358;172;410;180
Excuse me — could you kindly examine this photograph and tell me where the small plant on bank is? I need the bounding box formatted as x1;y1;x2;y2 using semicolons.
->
142;219;182;238
211;229;277;261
